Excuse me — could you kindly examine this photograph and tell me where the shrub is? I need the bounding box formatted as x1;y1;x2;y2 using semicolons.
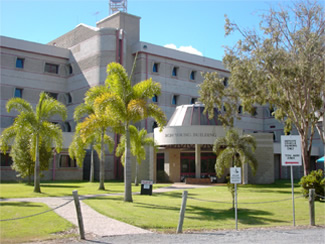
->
299;169;325;201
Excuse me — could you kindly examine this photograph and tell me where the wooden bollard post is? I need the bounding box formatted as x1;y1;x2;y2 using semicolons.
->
176;190;188;234
309;188;315;226
73;190;85;239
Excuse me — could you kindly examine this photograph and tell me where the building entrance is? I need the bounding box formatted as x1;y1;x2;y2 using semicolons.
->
180;152;216;181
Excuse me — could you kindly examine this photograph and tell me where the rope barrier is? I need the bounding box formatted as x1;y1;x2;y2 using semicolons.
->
0;199;74;222
188;195;305;205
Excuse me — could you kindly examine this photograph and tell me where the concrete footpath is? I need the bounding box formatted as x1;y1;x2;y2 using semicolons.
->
1;183;210;237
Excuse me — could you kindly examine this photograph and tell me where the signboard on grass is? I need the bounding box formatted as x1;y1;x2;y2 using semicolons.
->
230;167;241;184
281;135;302;166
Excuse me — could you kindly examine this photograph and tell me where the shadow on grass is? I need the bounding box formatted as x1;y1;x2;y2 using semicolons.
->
186;205;287;226
41;184;81;189
0;202;44;207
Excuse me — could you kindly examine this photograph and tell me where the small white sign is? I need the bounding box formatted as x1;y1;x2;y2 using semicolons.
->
281;135;302;166
230;167;241;184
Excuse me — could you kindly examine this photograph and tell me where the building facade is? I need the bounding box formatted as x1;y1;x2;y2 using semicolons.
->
0;11;323;182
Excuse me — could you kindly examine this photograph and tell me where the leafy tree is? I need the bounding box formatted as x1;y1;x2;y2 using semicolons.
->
10;128;52;184
199;0;325;175
116;125;156;186
213;129;257;209
95;62;166;202
69;86;115;190
0;92;67;192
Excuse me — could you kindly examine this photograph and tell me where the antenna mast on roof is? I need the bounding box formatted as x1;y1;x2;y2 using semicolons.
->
109;0;127;15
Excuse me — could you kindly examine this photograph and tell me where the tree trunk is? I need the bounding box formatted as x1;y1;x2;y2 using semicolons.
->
90;144;94;183
98;130;105;190
301;135;311;176
33;135;41;193
124;125;133;202
28;166;31;185
135;163;138;186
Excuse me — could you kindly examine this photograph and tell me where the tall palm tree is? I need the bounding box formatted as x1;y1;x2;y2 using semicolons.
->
0;92;67;193
95;62;166;202
69;86;115;190
116;125;156;186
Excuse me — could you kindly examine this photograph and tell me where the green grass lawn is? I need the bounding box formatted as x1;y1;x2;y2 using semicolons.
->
0;180;324;243
0;181;170;199
0;201;75;243
84;182;325;232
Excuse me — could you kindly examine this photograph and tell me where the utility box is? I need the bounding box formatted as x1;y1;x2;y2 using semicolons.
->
140;180;153;195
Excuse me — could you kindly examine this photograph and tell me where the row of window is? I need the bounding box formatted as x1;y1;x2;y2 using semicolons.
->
13;87;72;104
152;62;197;81
0;153;76;168
152;94;198;106
15;57;73;75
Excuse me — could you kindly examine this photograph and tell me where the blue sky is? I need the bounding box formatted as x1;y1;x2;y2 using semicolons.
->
1;0;288;60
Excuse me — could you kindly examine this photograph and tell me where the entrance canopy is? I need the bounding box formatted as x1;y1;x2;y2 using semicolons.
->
154;103;233;146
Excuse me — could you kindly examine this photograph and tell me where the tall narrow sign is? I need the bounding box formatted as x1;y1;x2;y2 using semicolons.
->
281;135;302;227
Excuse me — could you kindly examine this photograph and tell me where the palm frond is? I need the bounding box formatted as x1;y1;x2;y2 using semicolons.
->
6;97;33;114
215;147;235;177
105;62;131;100
132;78;161;99
74;103;94;122
147;103;167;131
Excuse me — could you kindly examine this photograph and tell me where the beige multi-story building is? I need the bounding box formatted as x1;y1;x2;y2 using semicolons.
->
1;11;323;183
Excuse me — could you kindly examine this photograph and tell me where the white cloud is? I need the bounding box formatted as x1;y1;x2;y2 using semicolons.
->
164;44;203;56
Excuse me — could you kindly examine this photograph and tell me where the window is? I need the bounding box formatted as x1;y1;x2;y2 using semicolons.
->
45;63;59;74
14;88;23;98
152;94;158;103
223;77;228;87
172;95;178;105
152;121;158;132
190;98;197;104
64;122;71;132
190;70;196;81
16;58;24;69
172;67;178;77
1;153;13;166
270;107;275;117
238;105;242;114
68;64;73;74
46;92;58;100
153;63;159;73
60;155;77;167
66;93;72;104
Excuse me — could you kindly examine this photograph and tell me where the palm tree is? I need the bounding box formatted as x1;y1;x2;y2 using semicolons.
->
95;62;166;202
0;92;67;193
69;86;115;190
9;127;52;185
213;128;257;209
213;128;258;178
116;125;156;186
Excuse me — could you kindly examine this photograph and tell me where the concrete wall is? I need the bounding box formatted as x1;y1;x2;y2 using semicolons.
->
248;133;274;184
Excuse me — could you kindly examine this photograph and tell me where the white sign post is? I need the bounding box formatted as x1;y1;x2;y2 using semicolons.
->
230;167;241;230
281;135;302;227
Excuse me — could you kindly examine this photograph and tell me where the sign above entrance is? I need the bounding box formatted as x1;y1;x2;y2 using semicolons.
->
230;167;241;184
154;126;230;145
281;135;302;166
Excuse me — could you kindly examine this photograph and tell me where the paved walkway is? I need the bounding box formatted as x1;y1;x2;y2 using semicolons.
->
1;183;212;237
